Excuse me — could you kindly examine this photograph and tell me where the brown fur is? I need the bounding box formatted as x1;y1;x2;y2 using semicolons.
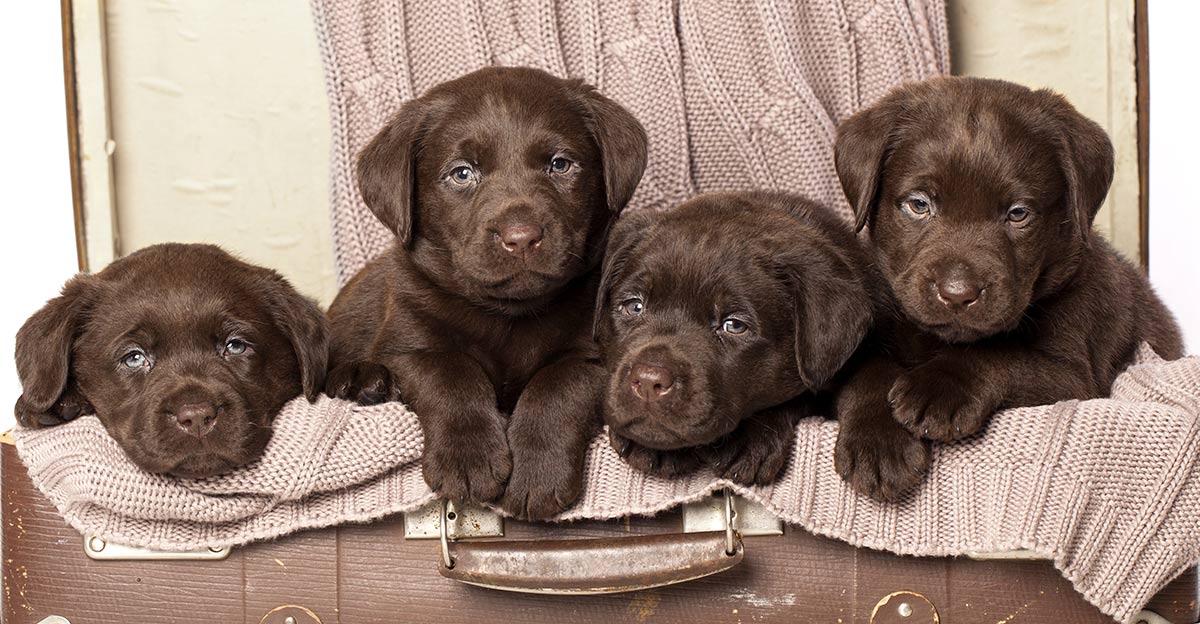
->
14;243;328;478
326;67;648;519
831;76;1183;501
596;192;874;484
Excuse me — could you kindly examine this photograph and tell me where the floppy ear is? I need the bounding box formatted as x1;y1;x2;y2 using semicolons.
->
1041;90;1114;244
592;211;655;342
14;275;99;423
785;246;874;390
356;96;444;246
262;273;329;402
573;83;648;213
835;101;901;233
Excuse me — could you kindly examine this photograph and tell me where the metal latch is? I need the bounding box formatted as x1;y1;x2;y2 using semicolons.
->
84;536;230;560
404;499;504;540
682;491;784;537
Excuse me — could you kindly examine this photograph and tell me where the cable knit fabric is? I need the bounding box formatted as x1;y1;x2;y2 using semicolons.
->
12;347;1200;623
12;3;1198;623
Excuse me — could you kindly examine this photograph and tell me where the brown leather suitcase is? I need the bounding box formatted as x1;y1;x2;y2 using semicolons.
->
3;435;1196;624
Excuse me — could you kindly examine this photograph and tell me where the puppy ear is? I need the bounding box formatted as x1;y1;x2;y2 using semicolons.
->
1041;90;1114;243
14;276;98;421
593;211;655;341
786;247;874;390
356;96;443;246
573;83;648;213
262;273;329;402
835;101;901;233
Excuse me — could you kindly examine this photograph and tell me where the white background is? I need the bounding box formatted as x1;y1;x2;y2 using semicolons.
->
1149;4;1200;354
0;5;81;433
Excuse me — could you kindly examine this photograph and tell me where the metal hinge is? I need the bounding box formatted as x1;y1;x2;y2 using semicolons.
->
682;492;784;537
403;500;505;539
84;536;230;560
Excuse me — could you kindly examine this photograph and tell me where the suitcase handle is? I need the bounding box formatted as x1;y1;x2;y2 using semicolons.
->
438;490;745;594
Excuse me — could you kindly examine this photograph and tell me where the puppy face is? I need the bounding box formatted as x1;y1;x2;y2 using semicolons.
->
835;77;1114;343
357;66;647;313
14;244;328;478
596;193;873;450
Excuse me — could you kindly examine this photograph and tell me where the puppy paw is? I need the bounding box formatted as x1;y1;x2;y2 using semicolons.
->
889;360;999;441
422;417;512;504
500;453;583;521
834;417;930;502
702;421;795;486
325;361;395;405
609;430;701;477
15;390;93;429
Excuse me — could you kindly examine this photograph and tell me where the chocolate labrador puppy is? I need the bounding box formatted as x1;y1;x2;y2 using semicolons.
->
832;76;1183;500
325;67;647;519
595;192;875;484
14;243;328;478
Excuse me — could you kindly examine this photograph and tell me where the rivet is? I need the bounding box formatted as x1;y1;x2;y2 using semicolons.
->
898;602;913;618
88;537;106;553
283;617;297;624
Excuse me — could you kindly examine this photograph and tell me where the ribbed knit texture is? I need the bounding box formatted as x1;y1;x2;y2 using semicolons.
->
12;346;1200;623
13;3;1197;623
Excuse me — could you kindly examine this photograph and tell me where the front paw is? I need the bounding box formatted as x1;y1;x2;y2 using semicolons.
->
609;429;701;477
889;360;998;442
701;423;794;486
501;452;583;521
835;417;930;502
422;418;512;504
325;361;394;405
15;391;93;429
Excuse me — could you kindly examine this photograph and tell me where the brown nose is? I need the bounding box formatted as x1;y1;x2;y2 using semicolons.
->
499;223;544;254
173;402;218;438
936;277;982;309
630;363;675;401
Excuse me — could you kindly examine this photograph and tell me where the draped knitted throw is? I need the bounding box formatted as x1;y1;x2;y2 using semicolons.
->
11;2;1199;623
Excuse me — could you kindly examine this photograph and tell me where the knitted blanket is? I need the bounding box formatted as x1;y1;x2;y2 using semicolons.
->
12;346;1200;623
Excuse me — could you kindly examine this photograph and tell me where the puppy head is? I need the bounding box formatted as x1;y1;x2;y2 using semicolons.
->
357;66;648;313
595;193;872;450
835;77;1113;343
14;244;329;478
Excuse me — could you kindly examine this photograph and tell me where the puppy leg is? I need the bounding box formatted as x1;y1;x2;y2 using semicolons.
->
325;361;397;405
608;430;704;478
835;356;930;501
14;383;93;428
501;357;603;520
702;400;811;486
890;346;1092;442
392;352;512;504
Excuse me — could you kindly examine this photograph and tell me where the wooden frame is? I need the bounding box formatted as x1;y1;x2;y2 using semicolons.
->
1135;0;1150;270
60;0;118;274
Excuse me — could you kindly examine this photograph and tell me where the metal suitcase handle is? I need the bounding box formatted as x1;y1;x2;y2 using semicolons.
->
436;489;746;594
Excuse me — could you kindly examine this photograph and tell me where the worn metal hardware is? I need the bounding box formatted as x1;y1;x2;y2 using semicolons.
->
404;499;504;540
964;549;1051;560
83;536;230;561
36;617;71;624
683;490;784;537
1130;609;1170;624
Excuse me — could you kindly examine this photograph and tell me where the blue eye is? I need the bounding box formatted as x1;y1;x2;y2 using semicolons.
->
224;339;248;356
122;350;148;369
620;297;644;316
1006;204;1031;224
549;157;573;174
448;165;476;185
720;318;749;334
900;193;933;218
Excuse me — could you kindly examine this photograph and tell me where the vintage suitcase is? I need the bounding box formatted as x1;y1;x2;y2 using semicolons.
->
3;436;1196;624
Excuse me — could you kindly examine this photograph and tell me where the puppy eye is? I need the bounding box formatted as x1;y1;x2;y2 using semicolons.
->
619;297;645;316
121;350;149;370
448;165;477;186
900;193;933;219
223;339;249;356
549;156;573;174
1006;204;1031;225
720;318;749;335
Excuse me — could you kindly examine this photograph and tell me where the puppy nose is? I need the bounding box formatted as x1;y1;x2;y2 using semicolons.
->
936;277;982;309
173;402;218;438
630;363;675;401
499;223;544;254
